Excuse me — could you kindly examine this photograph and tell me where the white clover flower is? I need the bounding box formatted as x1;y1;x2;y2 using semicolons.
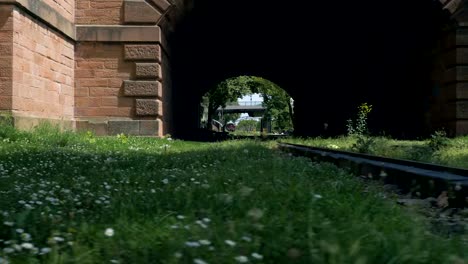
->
239;186;254;197
104;228;114;237
162;179;169;185
176;215;185;220
15;228;24;234
225;240;236;247
185;241;200;247
199;240;211;245
3;221;14;226
20;233;31;241
251;252;263;259
235;255;249;263
241;236;252;242
13;244;21;251
248;207;264;218
40;247;51;254
3;248;14;254
53;236;65;242
195;220;208;229
202;218;211;223
193;258;207;264
20;243;34;249
313;194;323;199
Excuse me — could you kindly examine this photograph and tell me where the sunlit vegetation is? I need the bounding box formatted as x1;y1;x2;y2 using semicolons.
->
281;102;468;169
199;76;293;134
284;135;468;169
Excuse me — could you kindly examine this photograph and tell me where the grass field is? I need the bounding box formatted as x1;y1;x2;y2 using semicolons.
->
0;124;468;263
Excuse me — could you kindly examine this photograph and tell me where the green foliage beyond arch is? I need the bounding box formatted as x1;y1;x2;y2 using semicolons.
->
202;76;294;132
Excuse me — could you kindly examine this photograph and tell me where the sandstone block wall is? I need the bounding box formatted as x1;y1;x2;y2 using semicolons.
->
76;0;123;25
0;0;76;130
12;8;74;122
0;6;13;112
0;0;176;136
75;43;133;118
43;0;75;22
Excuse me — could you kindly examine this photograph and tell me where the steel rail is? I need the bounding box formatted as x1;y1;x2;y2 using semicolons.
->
278;143;468;207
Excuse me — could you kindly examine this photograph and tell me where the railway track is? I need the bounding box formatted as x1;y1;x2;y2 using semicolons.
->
278;142;468;208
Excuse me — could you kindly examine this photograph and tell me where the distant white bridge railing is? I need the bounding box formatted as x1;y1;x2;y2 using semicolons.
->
235;101;263;106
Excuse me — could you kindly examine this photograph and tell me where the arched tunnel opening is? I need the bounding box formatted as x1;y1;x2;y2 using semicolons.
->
198;76;294;135
168;0;453;140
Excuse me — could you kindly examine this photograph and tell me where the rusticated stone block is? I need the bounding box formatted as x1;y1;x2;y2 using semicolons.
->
108;120;140;135
444;66;468;83
148;0;171;11
456;100;468;119
124;0;162;24
140;120;161;135
136;99;161;116
124;45;160;61
444;83;468;100
123;80;161;97
455;120;468;136
442;49;468;66
136;63;162;79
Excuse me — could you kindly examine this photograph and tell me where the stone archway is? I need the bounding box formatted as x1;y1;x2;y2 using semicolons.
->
168;0;464;138
0;0;466;137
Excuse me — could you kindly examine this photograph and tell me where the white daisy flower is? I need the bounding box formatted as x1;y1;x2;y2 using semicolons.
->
225;240;236;247
104;228;114;237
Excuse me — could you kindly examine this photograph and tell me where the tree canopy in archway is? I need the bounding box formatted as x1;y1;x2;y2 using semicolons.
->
203;76;294;132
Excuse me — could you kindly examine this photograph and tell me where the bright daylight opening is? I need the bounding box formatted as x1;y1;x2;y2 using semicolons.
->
199;76;294;136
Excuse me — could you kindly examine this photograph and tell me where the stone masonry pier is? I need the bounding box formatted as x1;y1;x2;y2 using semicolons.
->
0;0;189;136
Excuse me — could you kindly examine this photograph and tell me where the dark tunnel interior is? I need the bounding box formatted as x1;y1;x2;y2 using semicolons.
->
169;0;453;139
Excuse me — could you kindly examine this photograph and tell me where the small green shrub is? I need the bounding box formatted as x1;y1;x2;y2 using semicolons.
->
352;135;376;154
116;133;129;144
347;103;376;153
346;103;372;136
30;122;79;147
0;114;27;142
428;130;449;151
